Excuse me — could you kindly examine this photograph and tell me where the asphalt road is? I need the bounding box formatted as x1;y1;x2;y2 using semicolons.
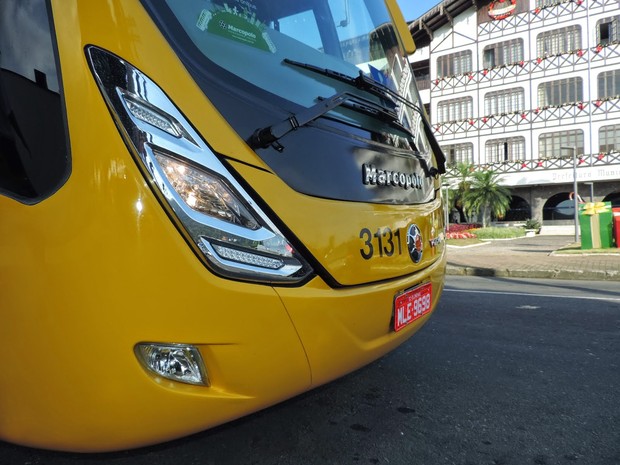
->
1;276;619;465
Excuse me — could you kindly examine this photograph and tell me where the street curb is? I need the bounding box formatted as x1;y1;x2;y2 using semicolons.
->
446;264;620;281
446;242;489;249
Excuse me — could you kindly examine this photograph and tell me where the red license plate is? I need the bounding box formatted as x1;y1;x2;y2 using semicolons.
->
393;282;432;332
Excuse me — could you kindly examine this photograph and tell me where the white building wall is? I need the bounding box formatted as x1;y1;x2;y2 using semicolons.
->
411;0;620;190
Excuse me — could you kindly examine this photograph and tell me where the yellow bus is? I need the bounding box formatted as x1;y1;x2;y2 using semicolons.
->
0;0;446;452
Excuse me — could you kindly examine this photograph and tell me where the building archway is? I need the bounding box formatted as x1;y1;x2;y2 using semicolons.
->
504;195;531;221
603;192;620;207
543;192;576;221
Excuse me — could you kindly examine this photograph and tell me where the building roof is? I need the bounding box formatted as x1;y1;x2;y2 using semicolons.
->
409;0;489;48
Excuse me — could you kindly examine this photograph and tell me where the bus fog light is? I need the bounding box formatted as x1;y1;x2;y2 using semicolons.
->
135;343;209;386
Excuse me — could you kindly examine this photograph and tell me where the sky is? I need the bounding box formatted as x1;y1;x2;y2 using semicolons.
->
396;0;440;22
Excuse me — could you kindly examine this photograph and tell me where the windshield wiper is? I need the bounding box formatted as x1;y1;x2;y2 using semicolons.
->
249;90;443;178
282;59;446;175
249;90;413;152
251;60;446;176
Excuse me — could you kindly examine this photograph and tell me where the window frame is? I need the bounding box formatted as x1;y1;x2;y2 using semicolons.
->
485;137;526;163
484;87;525;115
538;129;584;158
436;50;472;78
482;39;524;69
598;70;620;99
441;142;474;165
535;0;571;9
436;96;473;123
599;124;620;152
536;25;581;57
597;16;620;45
537;77;583;107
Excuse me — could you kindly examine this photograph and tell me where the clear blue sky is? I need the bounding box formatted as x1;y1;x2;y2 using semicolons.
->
396;0;440;21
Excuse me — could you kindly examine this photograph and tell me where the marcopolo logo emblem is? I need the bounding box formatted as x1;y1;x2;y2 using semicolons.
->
406;224;423;263
362;163;423;190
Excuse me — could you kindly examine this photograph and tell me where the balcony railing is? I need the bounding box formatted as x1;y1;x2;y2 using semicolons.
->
431;43;619;94
433;97;620;136
443;151;620;179
415;78;431;91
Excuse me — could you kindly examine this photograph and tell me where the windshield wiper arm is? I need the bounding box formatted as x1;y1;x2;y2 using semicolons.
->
249;90;444;178
249;91;411;151
250;92;348;151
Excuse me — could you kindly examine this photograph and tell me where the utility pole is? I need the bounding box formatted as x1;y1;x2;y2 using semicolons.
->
562;146;579;243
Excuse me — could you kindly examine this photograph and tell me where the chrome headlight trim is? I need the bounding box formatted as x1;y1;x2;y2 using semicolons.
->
87;46;312;283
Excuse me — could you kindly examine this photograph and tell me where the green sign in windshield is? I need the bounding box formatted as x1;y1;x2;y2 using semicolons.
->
197;5;276;53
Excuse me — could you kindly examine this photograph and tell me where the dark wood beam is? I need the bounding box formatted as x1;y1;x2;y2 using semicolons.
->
440;5;454;23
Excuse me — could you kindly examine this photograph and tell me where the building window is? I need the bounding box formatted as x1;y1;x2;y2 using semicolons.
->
598;70;620;99
599;124;620;152
484;88;525;115
436;50;472;78
536;26;581;56
485;137;526;163
535;0;571;8
537;77;583;107
597;16;620;45
437;97;473;123
441;143;474;165
538;130;584;157
413;63;430;91
482;39;524;69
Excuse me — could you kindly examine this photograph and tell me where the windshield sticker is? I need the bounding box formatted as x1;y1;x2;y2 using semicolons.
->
368;65;396;92
196;4;276;53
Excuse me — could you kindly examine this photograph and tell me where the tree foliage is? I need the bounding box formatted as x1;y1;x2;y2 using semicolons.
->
461;170;511;227
449;163;474;223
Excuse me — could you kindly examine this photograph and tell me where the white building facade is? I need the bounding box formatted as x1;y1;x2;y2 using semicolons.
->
409;0;620;223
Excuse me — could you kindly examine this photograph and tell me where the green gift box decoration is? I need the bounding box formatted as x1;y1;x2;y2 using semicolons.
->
579;201;613;249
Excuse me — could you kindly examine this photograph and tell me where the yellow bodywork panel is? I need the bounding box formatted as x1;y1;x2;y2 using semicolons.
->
0;0;445;452
276;257;445;387
0;0;309;451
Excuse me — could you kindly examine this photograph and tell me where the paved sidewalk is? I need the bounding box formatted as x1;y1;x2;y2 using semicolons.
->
446;235;620;281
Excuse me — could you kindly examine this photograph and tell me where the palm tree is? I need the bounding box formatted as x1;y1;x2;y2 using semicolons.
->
450;162;474;223
461;170;511;227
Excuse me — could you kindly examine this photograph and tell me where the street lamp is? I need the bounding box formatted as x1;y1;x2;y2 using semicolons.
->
561;146;579;243
583;181;594;202
442;182;450;229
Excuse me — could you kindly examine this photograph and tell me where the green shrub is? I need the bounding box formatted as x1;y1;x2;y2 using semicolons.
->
471;227;526;239
524;218;541;230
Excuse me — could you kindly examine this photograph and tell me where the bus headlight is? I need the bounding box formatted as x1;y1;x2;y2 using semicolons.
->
87;46;312;283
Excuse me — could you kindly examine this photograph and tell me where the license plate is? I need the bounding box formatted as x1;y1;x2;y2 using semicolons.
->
393;282;432;332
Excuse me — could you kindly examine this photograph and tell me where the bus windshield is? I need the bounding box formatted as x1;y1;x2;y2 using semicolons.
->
159;0;430;154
